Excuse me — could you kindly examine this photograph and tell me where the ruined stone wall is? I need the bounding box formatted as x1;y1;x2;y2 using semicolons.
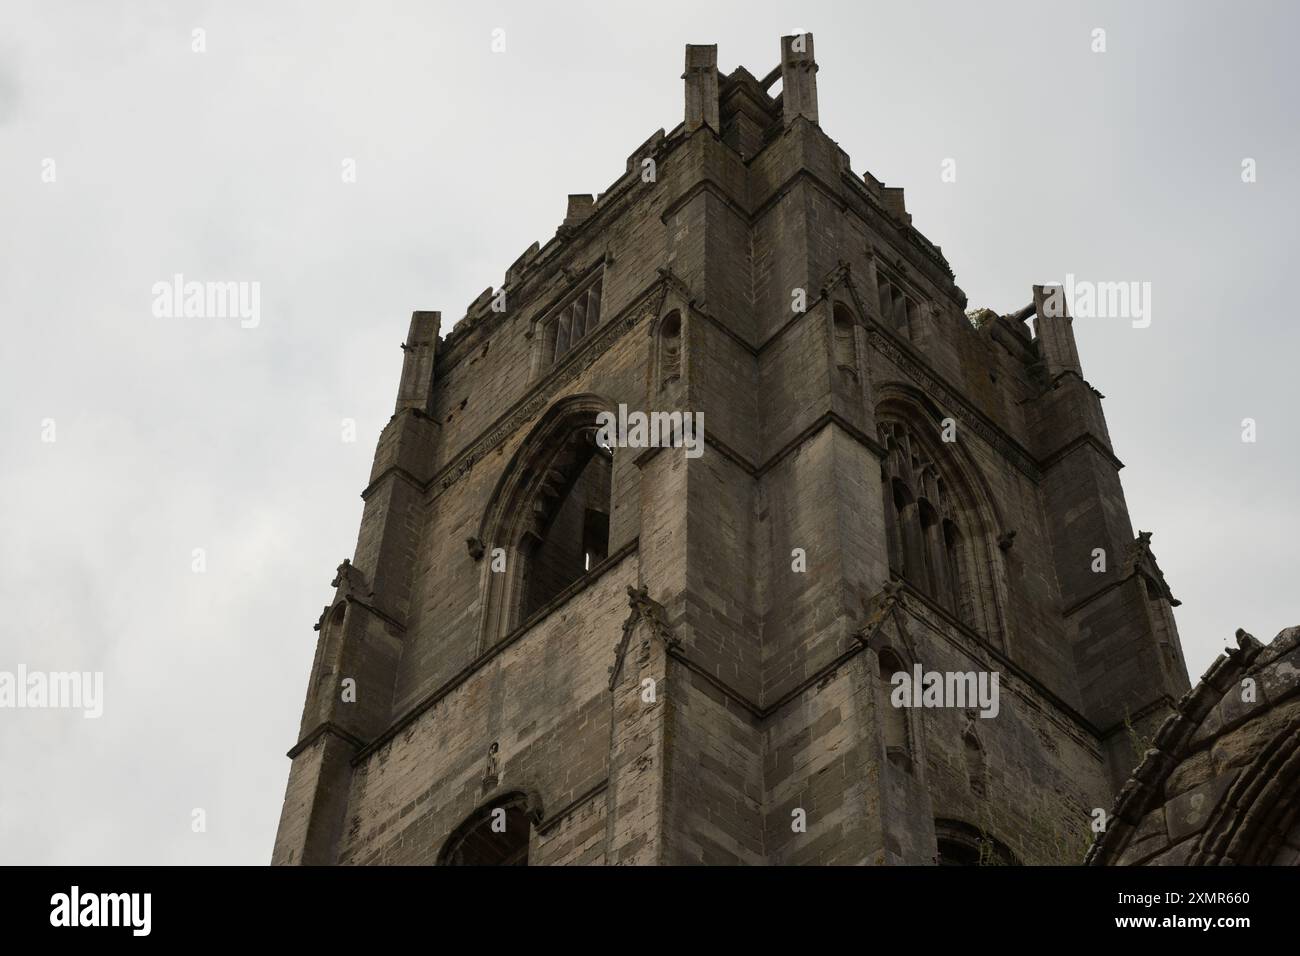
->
1089;627;1300;866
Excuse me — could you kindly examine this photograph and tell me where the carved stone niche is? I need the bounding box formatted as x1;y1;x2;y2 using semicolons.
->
482;741;499;792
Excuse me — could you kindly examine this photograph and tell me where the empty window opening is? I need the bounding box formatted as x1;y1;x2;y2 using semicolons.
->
937;838;983;866
520;441;612;619
934;819;1018;866
441;802;532;866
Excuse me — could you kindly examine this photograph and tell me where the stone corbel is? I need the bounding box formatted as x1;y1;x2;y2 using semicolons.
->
855;580;910;652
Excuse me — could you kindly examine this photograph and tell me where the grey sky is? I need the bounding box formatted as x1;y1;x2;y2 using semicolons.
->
1;0;1296;864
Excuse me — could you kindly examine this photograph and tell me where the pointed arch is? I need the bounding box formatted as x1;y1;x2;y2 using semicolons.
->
874;386;1007;648
656;309;683;391
934;818;1019;866
831;299;859;379
876;646;914;771
476;393;619;648
437;790;544;866
860;598;921;776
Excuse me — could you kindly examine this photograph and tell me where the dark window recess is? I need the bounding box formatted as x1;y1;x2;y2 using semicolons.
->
937;838;983;866
934;819;1019;866
442;805;531;866
582;508;610;571
520;443;612;618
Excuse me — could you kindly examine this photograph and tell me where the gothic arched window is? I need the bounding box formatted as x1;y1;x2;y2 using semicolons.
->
880;421;963;614
520;437;612;620
934;819;1018;866
877;415;997;640
439;795;535;866
477;396;620;646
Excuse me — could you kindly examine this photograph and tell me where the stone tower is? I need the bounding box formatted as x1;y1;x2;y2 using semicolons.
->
272;36;1191;865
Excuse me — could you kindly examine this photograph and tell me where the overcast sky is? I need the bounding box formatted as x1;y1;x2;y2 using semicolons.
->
2;1;1296;865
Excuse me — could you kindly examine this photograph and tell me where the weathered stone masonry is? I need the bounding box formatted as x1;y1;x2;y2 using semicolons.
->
273;36;1210;865
1088;626;1300;866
